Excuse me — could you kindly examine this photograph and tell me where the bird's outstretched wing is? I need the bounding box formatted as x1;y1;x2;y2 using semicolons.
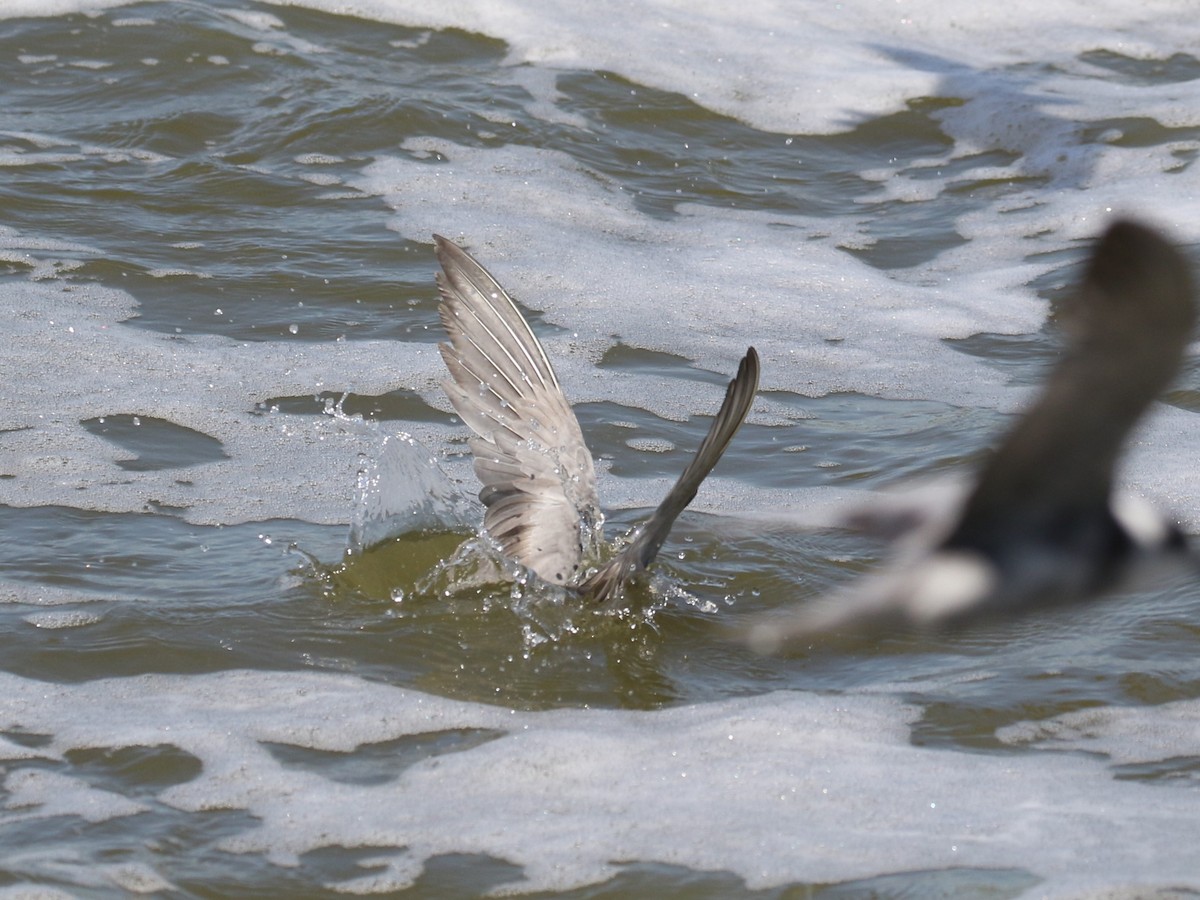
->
434;235;602;586
746;219;1196;648
582;348;760;604
946;219;1195;567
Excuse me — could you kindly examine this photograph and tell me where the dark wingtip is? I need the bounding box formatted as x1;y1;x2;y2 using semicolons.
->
433;234;476;272
1076;218;1196;339
1092;220;1187;283
578;347;760;606
741;346;760;387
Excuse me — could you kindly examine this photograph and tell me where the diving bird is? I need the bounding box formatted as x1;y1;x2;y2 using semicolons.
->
434;235;759;603
748;219;1196;649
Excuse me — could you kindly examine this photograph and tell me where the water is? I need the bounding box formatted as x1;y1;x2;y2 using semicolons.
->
2;1;1200;896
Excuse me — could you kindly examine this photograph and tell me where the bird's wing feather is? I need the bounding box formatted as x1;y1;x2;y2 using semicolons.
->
582;347;760;603
434;235;601;585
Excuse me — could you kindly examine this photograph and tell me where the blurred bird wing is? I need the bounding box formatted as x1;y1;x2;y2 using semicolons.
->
744;219;1198;649
950;220;1196;549
741;549;999;651
435;235;601;586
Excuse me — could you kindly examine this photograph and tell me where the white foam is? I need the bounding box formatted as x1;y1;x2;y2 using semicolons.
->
0;578;146;609
234;1;1199;138
999;697;1200;765
0;220;1190;531
3;0;1198;527
0;888;87;900
0;667;1197;895
357;139;1045;410
224;9;287;31
0;1;134;18
3;768;147;824
10;0;1200;140
0;277;450;525
352;136;1200;530
0;131;171;166
21;610;103;629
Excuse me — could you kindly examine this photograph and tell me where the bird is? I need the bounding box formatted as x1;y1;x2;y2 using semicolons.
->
747;219;1197;650
433;235;760;604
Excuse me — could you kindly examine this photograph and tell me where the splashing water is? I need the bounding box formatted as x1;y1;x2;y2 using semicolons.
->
313;394;473;554
320;394;677;644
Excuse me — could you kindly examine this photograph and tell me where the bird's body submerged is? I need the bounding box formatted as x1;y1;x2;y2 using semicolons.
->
749;220;1197;649
434;235;759;603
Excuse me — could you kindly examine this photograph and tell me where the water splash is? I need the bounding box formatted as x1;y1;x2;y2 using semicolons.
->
312;401;683;647
330;401;475;554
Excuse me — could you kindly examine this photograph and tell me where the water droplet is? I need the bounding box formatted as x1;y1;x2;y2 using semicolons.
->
288;323;299;335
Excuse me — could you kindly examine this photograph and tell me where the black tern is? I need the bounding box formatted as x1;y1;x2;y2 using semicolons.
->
434;235;759;604
749;219;1196;648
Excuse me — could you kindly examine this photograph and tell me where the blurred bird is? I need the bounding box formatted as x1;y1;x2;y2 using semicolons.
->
747;219;1196;650
434;235;759;604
